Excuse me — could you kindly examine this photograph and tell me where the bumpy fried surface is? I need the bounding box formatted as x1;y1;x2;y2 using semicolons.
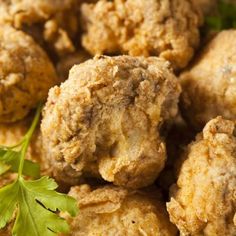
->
80;0;202;70
61;184;177;236
0;0;79;57
0;116;50;176
41;55;181;189
0;24;58;123
167;117;236;236
180;30;236;130
56;50;91;82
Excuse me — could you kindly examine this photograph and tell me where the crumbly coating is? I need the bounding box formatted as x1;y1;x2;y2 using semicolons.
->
0;0;79;57
0;116;50;176
180;30;236;130
56;50;91;82
167;117;236;236
0;24;58;123
41;55;181;189
80;0;202;70
61;184;177;236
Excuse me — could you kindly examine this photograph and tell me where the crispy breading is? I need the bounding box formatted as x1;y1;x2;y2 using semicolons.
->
0;0;79;57
61;184;177;236
180;30;236;130
41;55;181;189
80;0;202;69
0;24;58;123
167;117;236;235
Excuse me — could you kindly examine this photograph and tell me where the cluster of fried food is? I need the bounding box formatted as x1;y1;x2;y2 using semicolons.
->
0;0;235;235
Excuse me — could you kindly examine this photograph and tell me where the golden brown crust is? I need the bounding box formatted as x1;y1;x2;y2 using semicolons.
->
0;24;58;123
41;55;181;189
0;0;79;57
81;0;202;69
180;30;236;130
61;184;177;236
167;117;236;235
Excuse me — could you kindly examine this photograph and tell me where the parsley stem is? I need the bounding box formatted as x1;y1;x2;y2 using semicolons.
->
18;104;43;177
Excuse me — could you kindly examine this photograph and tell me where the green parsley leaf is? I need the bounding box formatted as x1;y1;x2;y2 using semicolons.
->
0;176;77;236
205;0;236;31
0;104;79;235
0;148;40;178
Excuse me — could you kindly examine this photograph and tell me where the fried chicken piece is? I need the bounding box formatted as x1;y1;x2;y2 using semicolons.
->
61;184;177;236
80;0;202;70
180;30;236;130
56;50;91;82
41;55;181;189
167;117;236;236
0;0;79;57
0;24;58;123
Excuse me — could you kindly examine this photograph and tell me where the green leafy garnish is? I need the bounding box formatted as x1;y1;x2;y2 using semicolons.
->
0;104;78;236
205;0;236;31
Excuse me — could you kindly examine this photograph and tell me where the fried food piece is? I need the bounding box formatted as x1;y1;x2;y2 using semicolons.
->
0;24;58;123
56;50;91;82
41;55;181;189
0;116;50;176
61;184;177;236
80;0;202;70
167;117;236;236
0;0;79;57
180;30;236;130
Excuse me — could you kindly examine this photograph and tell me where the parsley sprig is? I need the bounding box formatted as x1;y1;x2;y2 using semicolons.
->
0;104;78;236
206;0;236;31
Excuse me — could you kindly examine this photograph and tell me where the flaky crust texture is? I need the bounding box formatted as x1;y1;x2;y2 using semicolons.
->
0;25;58;123
167;117;236;236
81;0;202;70
180;30;236;130
0;0;79;57
41;55;181;189
61;184;177;236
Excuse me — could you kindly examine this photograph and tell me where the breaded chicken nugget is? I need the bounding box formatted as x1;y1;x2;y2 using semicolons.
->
80;0;202;70
41;55;181;189
167;117;236;235
0;24;58;123
0;0;79;57
180;30;236;130
61;184;177;236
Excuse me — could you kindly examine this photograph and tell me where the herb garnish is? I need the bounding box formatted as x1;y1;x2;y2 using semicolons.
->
0;104;78;236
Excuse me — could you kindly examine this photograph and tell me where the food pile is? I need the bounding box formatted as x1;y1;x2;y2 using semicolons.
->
0;0;235;236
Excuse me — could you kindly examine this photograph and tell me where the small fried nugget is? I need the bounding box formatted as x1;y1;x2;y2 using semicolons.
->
0;0;79;57
180;30;236;130
80;0;202;70
0;24;58;123
41;55;181;189
167;117;236;236
61;184;177;236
